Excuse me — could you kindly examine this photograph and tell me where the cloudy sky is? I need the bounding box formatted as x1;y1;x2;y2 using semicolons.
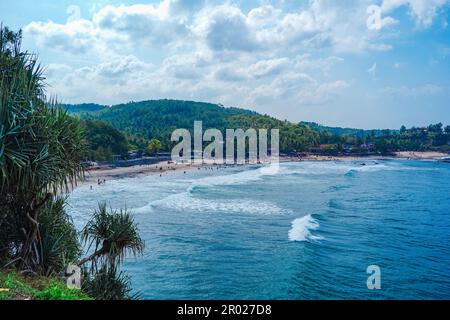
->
1;0;450;128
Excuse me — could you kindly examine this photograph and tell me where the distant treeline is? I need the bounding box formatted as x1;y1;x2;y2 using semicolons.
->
64;100;449;160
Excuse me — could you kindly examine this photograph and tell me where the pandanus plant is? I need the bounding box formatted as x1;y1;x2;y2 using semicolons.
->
0;25;86;272
79;203;144;270
78;203;144;300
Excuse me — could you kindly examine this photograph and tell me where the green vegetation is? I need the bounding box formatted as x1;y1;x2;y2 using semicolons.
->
227;114;320;153
302;122;388;138
68;99;256;151
146;138;162;155
312;123;449;155
39;198;80;276
0;25;144;300
68;100;322;154
0;25;86;272
81;119;129;161
62;103;107;113
0;271;91;300
372;123;450;154
79;203;144;300
82;266;136;300
79;203;144;269
66;100;449;157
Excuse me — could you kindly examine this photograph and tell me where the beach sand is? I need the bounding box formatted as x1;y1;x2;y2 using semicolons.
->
394;151;448;160
81;161;198;186
79;151;448;187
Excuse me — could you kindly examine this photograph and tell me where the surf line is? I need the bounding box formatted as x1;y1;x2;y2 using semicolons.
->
177;304;212;318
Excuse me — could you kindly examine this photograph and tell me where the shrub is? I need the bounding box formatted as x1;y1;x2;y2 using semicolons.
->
39;198;80;276
82;266;136;300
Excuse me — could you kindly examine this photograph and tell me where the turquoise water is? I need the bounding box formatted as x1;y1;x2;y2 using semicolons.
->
68;160;450;299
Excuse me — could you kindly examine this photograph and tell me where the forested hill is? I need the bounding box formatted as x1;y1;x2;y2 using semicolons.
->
65;99;257;149
301;122;390;138
62;103;107;113
69;99;252;130
64;99;322;153
64;99;450;157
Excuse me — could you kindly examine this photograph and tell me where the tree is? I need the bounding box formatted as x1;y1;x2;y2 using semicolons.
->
94;146;113;161
0;26;86;271
400;125;406;134
445;125;450;135
146;138;162;155
428;123;443;134
79;203;144;269
0;25;145;300
82;119;129;160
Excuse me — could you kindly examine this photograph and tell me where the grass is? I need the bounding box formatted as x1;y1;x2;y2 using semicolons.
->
0;271;93;300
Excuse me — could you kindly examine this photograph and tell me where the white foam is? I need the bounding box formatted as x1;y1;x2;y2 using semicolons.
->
279;161;408;177
288;214;323;242
187;166;266;192
134;191;291;215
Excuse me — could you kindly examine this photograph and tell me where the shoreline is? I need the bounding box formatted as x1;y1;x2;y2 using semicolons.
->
78;151;448;187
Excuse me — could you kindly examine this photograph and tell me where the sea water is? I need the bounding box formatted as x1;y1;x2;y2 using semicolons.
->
67;160;450;299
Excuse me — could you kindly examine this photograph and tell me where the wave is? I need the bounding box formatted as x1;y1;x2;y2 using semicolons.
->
280;161;410;177
288;214;323;242
187;166;268;193
134;192;291;215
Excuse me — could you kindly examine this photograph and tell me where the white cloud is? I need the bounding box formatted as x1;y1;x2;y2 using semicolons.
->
247;58;290;78
24;1;401;57
44;51;348;111
24;19;98;55
24;0;190;56
381;0;449;28
20;0;448;120
191;1;391;54
192;4;259;52
92;2;189;45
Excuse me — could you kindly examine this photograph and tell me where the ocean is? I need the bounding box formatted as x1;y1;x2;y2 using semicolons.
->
67;160;450;299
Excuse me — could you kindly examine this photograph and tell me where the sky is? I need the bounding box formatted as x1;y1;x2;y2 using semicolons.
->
1;0;449;129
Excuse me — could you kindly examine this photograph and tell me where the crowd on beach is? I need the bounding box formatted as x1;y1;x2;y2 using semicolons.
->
83;151;449;189
86;161;244;189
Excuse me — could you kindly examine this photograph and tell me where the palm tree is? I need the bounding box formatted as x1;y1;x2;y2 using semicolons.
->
0;25;86;271
79;203;144;270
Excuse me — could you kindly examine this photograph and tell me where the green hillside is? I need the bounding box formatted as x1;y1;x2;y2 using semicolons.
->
67;99;256;149
66;99;321;153
62;103;107;113
301;122;389;138
64;100;450;157
81;119;129;161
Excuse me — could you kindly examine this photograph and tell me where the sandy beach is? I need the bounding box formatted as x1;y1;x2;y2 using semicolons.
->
79;151;449;187
394;151;449;160
81;161;199;185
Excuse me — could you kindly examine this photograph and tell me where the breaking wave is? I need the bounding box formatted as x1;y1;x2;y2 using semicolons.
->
134;192;291;215
288;214;323;242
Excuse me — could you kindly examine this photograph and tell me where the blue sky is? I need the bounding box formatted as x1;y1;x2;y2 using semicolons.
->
1;0;449;129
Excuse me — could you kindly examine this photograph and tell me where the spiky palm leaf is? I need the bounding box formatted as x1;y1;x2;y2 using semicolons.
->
0;25;87;270
80;203;144;270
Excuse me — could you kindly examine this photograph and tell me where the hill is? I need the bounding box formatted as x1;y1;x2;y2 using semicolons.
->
65;99;449;156
66;99;320;153
67;99;256;149
301;122;389;138
62;103;107;113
